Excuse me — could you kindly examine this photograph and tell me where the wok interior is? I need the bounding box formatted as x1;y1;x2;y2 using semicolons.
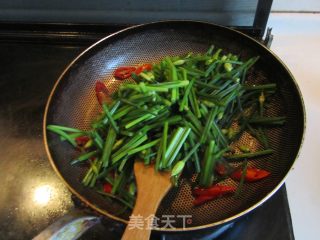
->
46;22;304;229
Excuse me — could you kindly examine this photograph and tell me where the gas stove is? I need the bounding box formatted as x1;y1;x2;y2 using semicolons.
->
0;22;294;240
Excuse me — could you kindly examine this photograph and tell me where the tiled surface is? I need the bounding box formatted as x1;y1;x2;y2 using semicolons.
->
268;13;320;240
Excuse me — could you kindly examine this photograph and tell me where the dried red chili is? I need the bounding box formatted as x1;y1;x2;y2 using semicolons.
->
193;185;236;206
114;66;136;80
103;183;113;193
231;167;270;182
95;81;111;105
135;63;152;75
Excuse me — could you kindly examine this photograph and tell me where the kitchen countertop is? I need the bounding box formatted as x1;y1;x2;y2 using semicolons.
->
268;12;320;240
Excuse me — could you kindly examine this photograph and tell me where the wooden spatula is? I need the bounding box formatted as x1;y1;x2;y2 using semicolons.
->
121;161;172;240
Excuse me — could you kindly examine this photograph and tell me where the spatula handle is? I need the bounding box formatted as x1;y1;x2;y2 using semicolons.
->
121;191;161;240
122;162;172;240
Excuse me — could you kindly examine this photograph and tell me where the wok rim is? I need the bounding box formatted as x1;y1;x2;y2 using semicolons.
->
43;20;306;232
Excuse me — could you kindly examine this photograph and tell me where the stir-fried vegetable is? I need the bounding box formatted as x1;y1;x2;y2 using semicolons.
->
47;45;285;208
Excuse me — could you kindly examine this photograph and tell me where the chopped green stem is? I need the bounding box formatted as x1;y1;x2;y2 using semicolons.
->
120;99;157;116
216;83;239;99
197;92;224;106
163;127;184;165
186;111;203;133
249;116;286;125
147;115;182;130
199;140;216;187
118;158;129;172
102;104;119;132
71;150;99;165
47;124;83;133
179;80;194;111
194;80;220;90
243;83;277;91
47;126;77;147
155;140;163;171
112;134;148;163
111;133;144;159
97;190;133;209
189;138;201;173
258;127;269;148
154;81;190;88
82;168;93;186
89;160;102;187
113;106;134;120
181;143;201;163
90;131;103;150
59;132;84;141
121;81;189;93
189;87;201;118
200;108;216;144
166;128;191;167
225;149;274;160
211;120;228;147
111;169;127;195
128;139;160;155
160;121;169;169
119;130;134;137
125;113;155;129
101;127;117;167
102;101;121;125
235;160;248;196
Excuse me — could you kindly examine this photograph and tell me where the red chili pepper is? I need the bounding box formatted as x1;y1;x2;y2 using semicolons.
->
103;183;113;193
193;185;236;197
75;136;90;147
95;81;111;105
114;66;136;80
231;167;270;182
95;81;109;94
193;185;235;206
193;195;215;206
135;64;153;75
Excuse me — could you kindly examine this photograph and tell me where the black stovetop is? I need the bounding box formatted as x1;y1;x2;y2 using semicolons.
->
0;27;294;240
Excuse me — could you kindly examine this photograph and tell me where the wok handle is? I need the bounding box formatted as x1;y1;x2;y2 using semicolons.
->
32;210;100;240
